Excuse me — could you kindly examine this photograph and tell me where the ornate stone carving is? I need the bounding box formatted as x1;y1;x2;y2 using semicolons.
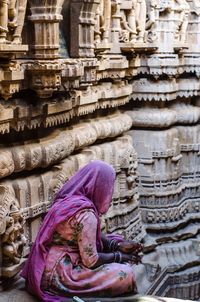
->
0;135;144;264
126;101;200;128
0;0;27;44
145;0;190;52
127;109;200;240
120;0;146;43
70;0;99;57
94;0;111;45
146;0;159;42
174;0;190;44
27;61;62;98
0;185;26;277
1;0;200;298
0;112;132;178
28;0;65;59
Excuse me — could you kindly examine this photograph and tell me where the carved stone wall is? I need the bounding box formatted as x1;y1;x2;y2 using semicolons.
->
1;0;200;300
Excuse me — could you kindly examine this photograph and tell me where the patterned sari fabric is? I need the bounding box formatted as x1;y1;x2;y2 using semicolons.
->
41;209;136;297
21;160;137;301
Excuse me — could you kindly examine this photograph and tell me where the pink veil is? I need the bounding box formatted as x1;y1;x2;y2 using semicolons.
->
21;160;115;301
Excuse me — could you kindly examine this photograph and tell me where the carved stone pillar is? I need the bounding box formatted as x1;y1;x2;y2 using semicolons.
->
0;0;9;43
0;0;28;100
110;0;122;53
0;0;28;45
70;0;100;57
27;1;64;97
28;0;64;59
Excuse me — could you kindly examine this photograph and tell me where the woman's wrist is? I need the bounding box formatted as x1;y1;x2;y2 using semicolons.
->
109;239;119;252
113;251;122;263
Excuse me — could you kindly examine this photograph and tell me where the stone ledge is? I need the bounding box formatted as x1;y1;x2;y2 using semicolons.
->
0;279;193;302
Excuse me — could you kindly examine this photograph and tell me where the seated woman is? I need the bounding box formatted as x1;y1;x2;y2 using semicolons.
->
21;160;143;301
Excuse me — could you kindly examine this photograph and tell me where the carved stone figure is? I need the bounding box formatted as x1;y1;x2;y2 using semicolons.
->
135;0;147;42
94;0;111;44
174;0;190;43
120;0;137;42
120;0;147;43
0;0;27;44
145;0;159;42
2;211;26;266
0;186;17;234
0;185;26;268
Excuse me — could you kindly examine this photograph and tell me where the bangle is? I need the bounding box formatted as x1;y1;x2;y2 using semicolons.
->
113;252;118;262
109;239;118;252
113;251;122;263
118;251;122;263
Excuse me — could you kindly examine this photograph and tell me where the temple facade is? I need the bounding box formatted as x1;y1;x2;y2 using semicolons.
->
0;0;200;300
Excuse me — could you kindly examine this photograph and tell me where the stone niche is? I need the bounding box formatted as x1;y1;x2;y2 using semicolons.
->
1;0;200;300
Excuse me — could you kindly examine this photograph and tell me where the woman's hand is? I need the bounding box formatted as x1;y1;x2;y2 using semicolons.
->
118;241;143;255
120;252;142;265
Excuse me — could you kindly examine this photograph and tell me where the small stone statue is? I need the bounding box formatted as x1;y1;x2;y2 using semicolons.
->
120;0;147;43
0;185;26;267
174;0;190;43
94;0;111;44
0;0;27;44
2;211;26;266
146;0;159;42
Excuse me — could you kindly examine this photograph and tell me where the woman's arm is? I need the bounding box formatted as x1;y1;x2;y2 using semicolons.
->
101;233;143;255
76;211;140;269
92;251;141;269
101;233;113;252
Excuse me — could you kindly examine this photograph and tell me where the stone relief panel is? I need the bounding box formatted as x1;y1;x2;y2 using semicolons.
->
0;0;199;103
120;0;147;43
145;0;190;51
0;134;144;278
134;237;200;299
126;100;200;237
0;0;200;298
0;112;132;178
0;185;26;278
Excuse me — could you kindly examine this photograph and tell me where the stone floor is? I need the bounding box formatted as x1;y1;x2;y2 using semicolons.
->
0;279;194;302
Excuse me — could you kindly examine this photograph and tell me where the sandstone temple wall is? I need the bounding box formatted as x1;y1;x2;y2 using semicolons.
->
0;0;200;300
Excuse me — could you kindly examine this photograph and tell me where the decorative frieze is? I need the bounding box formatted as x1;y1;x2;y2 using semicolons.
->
127;110;200;239
0;112;132;178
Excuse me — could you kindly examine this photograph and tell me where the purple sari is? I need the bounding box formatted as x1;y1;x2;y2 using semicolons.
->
21;160;116;301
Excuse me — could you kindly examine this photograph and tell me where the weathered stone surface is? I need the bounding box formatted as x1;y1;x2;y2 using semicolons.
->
1;0;200;300
0;134;144;278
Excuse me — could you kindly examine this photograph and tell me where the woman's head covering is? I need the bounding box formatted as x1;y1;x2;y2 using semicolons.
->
55;159;115;214
21;160;115;301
